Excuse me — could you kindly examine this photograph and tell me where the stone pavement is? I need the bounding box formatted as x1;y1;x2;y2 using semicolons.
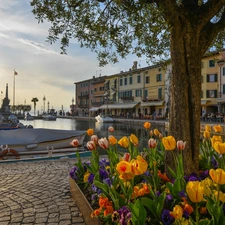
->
0;158;88;225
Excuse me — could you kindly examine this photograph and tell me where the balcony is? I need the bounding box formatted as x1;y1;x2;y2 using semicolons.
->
78;94;89;99
142;96;163;102
120;96;134;102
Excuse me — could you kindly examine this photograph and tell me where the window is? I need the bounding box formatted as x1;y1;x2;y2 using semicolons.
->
135;89;142;97
156;74;162;82
129;76;133;85
223;67;225;76
223;85;225;94
94;88;97;92
145;76;150;84
158;88;162;100
137;75;141;83
120;78;123;86
144;89;148;97
206;90;217;98
209;60;215;67
124;77;127;85
206;74;217;82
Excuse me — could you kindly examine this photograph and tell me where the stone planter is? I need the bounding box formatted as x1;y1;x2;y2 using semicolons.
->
69;177;100;225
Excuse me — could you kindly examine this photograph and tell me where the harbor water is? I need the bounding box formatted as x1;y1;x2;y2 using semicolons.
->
22;117;166;150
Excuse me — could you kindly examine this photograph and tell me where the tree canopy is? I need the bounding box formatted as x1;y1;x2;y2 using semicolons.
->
30;0;225;175
30;0;225;66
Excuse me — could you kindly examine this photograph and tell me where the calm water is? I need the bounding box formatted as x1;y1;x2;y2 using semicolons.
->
22;118;166;150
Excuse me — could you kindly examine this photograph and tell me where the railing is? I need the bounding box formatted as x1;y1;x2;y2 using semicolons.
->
141;96;162;102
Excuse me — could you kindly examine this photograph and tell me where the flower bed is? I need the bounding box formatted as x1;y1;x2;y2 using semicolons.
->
69;123;225;225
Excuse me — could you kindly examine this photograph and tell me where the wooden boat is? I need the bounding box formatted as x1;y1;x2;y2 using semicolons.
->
0;128;86;153
95;115;114;123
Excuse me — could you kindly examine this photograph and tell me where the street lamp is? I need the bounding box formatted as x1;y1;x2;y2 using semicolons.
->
43;95;46;113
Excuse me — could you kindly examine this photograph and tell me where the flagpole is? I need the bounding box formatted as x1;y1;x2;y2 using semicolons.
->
13;69;15;108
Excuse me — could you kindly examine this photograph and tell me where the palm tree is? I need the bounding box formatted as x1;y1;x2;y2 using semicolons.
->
31;97;39;116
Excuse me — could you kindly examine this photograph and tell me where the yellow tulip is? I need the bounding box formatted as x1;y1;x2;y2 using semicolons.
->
203;130;210;139
118;136;129;148
83;171;91;182
213;190;225;202
86;128;94;136
205;125;211;132
213;125;222;133
186;181;204;203
108;135;117;145
209;168;225;185
130;156;148;175
153;129;160;136
143;122;151;129
116;161;135;181
170;205;183;219
130;134;138;146
162;136;176;151
211;135;222;148
213;142;225;154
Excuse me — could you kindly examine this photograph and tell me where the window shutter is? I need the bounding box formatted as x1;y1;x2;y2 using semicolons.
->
214;90;217;98
214;74;218;82
206;90;209;98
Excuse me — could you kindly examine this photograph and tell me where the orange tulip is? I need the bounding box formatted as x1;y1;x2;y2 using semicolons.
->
213;142;225;154
130;134;138;146
143;122;151;129
86;128;94;136
130;156;148;175
203;130;210;139
162;136;176;151
108;135;117;145
153;129;160;136
205;125;211;132
209;168;225;185
118;136;129;148
213;125;222;133
211;135;222;148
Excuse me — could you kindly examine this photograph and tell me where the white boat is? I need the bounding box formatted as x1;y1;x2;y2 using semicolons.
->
24;113;34;121
95;115;114;123
42;114;57;121
0;128;86;153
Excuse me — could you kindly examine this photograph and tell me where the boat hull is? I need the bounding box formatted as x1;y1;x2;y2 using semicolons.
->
0;128;86;152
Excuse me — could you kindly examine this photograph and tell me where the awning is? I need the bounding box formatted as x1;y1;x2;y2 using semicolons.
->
99;102;140;109
111;91;116;95
141;101;164;107
201;100;210;105
104;80;110;84
217;99;225;103
89;107;99;111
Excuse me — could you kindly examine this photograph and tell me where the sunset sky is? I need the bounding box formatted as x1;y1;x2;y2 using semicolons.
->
0;0;147;114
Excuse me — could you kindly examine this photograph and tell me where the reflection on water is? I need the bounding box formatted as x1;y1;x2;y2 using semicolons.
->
23;118;166;150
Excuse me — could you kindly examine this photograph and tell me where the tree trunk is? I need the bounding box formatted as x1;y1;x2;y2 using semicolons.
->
166;20;202;175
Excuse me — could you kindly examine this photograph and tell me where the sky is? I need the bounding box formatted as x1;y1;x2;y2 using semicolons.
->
0;0;147;114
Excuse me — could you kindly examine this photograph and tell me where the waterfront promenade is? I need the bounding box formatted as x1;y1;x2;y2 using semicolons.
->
0;158;87;225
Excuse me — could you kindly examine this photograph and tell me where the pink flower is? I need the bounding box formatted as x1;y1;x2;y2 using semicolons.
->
177;140;186;150
148;138;157;148
91;135;98;145
108;126;114;133
98;138;109;150
86;141;96;151
70;139;79;147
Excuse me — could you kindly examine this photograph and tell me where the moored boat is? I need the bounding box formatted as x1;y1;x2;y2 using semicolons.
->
0;128;86;153
95;115;114;123
42;114;57;121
